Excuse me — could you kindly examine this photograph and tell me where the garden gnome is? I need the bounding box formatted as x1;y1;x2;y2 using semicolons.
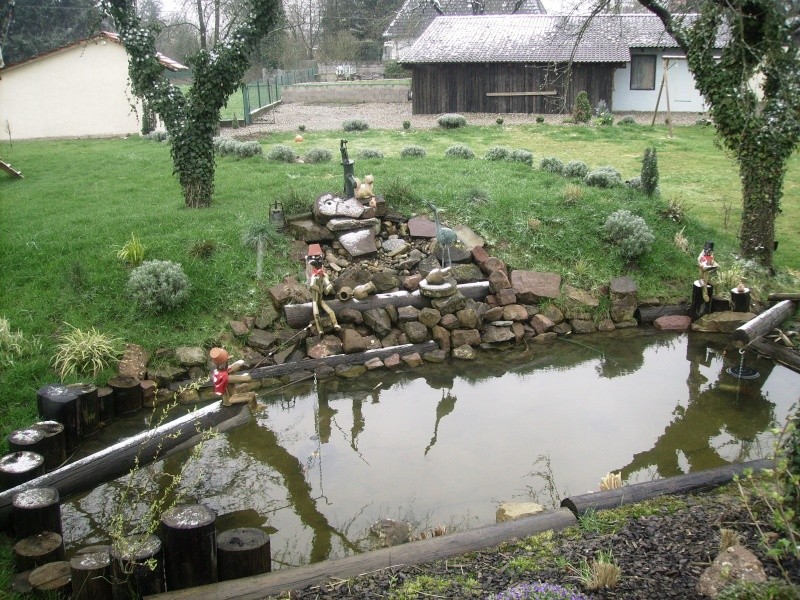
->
697;241;719;302
210;347;255;407
306;246;341;334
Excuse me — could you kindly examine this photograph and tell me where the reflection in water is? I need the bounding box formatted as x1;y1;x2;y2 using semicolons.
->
61;331;800;569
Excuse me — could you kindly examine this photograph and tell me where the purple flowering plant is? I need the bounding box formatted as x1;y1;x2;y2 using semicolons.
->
488;581;593;600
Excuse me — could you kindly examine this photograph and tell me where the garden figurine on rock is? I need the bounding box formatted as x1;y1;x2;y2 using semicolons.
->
209;347;256;407
306;244;341;334
697;241;719;302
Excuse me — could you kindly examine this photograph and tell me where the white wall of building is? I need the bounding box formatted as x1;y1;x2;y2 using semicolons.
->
611;48;709;114
0;38;144;140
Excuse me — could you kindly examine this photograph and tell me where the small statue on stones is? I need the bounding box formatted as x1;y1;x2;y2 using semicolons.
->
355;174;376;205
307;246;341;334
697;241;719;302
209;347;255;407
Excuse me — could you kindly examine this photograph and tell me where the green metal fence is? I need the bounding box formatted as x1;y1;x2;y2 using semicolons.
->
241;67;318;124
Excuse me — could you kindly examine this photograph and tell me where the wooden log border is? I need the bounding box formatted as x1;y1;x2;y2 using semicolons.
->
0;402;251;530
145;459;773;600
732;300;796;348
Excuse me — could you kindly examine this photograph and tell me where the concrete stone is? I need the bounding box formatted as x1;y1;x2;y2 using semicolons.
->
449;263;484;283
327;217;380;232
371;271;401;292
285;217;335;242
306;335;342;359
340;328;371;353
313;193;364;221
610;275;639;322
382;238;411;256
691;312;756;333
439;314;459;330
654;315;692;332
489;270;511;292
432;325;451;352
453;224;484;249
571;319;597;334
248;329;278;354
432;294;468;315
418;307;442;328
337;229;378;258
511;270;561;303
456;308;478;329
496;502;545;523
363;308;393;337
397;305;421;323
402;321;430;343
530;314;555;334
484;306;504;321
481;257;507;276
496;288;517;306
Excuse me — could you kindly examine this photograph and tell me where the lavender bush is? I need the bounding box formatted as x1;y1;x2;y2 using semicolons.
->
487;581;593;600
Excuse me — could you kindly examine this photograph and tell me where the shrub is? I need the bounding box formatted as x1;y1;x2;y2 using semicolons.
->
488;582;592;600
496;117;504;125
536;115;545;123
603;209;655;260
51;323;122;381
563;160;588;179
617;115;637;126
358;148;385;160
342;119;369;132
484;146;511;161
127;260;191;314
401;145;426;158
437;113;467;129
267;144;298;163
585;166;622;188
144;130;169;142
563;184;583;205
716;580;800;600
189;239;216;259
540;157;564;174
509;149;534;166
383;60;410;78
235;141;263;159
641;146;659;196
303;148;332;164
444;144;475;159
461;187;491;205
116;232;146;267
298;124;306;131
574;91;591;123
626;175;643;191
402;120;411;130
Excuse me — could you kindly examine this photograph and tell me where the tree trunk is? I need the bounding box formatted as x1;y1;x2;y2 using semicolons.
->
173;129;215;208
739;155;782;271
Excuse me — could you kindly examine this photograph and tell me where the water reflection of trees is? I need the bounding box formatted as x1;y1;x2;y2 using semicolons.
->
618;335;776;480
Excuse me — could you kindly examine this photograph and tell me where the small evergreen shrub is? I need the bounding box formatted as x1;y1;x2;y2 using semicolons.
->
715;580;800;600
303;148;332;164
618;115;637;126
401;145;426;158
235;141;263;158
437;113;467;129
496;117;504;125
298;124;306;131
358;148;385;160
540;157;564;174
641;146;659;196
126;260;191;314
402;120;411;130
509;149;534;166
484;146;511;161
574;91;592;123
343;119;369;132
603;209;655;260
444;144;475;159
383;60;410;78
585;166;622;188
563;160;589;179
267;144;298;163
536;115;545;123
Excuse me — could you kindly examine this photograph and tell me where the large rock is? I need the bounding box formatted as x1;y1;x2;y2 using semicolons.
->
654;315;692;331
285;217;336;242
175;346;206;367
382;238;411;256
337;229;378;258
326;217;380;232
452;344;477;360
698;545;766;597
496;502;545;523
449;263;484;284
306;335;342;359
451;329;481;347
482;325;515;344
562;284;599;320
254;304;280;329
610;276;638;322
118;343;150;379
371;271;401;292
247;329;278;354
418;308;442;328
453;224;484;250
691;312;757;333
363;308;393;337
489;270;511;292
397;306;421;323
433;293;469;315
502;304;529;322
401;321;430;343
511;271;561;303
570;319;597;334
269;276;311;307
407;216;437;238
530;314;555;334
313;193;364;222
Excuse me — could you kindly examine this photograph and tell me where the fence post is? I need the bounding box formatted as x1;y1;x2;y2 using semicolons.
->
242;84;251;125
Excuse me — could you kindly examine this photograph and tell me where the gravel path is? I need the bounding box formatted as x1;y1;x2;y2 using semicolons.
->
222;102;703;138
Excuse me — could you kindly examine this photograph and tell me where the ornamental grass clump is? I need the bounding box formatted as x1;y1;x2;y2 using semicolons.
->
126;260;191;314
484;146;511;161
603;209;655;260
303;148;332;164
487;581;592;599
0;317;39;369
445;144;475;159
540;157;564;174
51;323;122;381
116;232;146;267
585;166;622;188
563;160;588;179
400;145;426;158
343;118;369;132
509;149;534;166
267;144;298;163
437;113;468;129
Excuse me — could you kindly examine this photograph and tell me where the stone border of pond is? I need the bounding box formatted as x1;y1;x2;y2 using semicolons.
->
142;459;773;600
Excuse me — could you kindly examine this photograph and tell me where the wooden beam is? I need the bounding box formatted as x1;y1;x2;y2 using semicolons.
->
485;91;557;97
732;300;797;348
748;338;800;374
768;292;800;302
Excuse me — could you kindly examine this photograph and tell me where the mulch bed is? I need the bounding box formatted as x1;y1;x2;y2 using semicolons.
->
279;490;800;599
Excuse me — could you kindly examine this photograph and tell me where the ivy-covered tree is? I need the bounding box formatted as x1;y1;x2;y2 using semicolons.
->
103;0;281;207
633;0;800;271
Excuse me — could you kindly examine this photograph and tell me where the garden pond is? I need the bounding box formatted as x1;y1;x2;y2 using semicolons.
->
61;329;800;569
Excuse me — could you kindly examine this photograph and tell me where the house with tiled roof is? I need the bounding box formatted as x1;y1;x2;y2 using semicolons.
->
0;32;187;140
383;0;547;61
399;13;718;115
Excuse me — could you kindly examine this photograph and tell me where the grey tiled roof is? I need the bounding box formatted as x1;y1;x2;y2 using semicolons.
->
385;0;547;40
399;14;700;64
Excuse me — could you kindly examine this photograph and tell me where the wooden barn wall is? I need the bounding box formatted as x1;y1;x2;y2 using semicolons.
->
410;63;616;115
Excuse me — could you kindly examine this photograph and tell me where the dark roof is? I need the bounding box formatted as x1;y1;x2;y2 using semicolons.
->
399;13;711;64
385;0;547;40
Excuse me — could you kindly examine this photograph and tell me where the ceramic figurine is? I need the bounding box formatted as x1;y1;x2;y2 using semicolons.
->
306;247;341;334
697;241;719;302
209;347;255;407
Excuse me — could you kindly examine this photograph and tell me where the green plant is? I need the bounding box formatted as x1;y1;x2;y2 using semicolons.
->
402;120;411;130
298;124;306;132
594;100;614;126
267;144;298;163
509;149;534;166
242;220;279;281
484;146;511;161
445;144;475;159
343;119;369;132
358;148;385;160
570;550;622;590
540;157;564;174
117;233;146;267
382;177;419;208
303;148;332;164
496;117;504;125
573;91;591;124
400;145;426;158
715;579;800;600
0;317;39;369
585;166;622;188
536;115;545;123
235;141;263;158
626;175;643;191
143;130;168;142
618;115;637;126
660;198;686;223
641;146;659;196
383;60;410;78
231;113;240;129
51;323;122;381
126;260;191;314
281;188;310;214
564;160;588;179
603;209;656;260
562;184;583;205
437;113;467;129
189;239;217;259
389;574;452;599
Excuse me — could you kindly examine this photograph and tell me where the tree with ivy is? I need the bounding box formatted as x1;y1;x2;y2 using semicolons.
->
629;0;800;271
103;0;281;207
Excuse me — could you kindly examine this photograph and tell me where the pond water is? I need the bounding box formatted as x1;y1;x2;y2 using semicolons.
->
62;330;800;569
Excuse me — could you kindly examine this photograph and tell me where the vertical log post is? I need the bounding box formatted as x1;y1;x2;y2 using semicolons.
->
30;421;67;471
97;386;115;425
161;504;218;590
12;487;62;540
690;280;713;321
730;287;751;312
13;532;65;572
37;384;81;452
0;451;45;490
7;427;45;454
217;527;271;581
68;383;101;437
110;533;165;599
107;376;143;416
71;550;113;600
29;560;72;598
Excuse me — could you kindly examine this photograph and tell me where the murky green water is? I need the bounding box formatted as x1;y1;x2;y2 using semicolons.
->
63;330;800;568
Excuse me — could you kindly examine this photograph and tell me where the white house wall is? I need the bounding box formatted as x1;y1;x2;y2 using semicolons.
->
612;48;709;113
0;39;143;140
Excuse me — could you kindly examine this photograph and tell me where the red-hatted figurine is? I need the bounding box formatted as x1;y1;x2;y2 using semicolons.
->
306;244;341;334
209;347;255;407
697;241;719;303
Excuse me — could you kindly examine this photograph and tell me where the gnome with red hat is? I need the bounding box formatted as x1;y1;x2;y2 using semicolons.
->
209;347;255;407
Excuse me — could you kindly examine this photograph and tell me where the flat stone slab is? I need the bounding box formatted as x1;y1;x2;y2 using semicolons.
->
407;216;437;238
496;502;545;523
453;224;484;249
654;315;692;331
337;229;378;257
382;238;411;256
610;275;638;295
691;311;757;333
327;217;380;232
313;193;364;221
511;270;561;303
285;217;335;242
